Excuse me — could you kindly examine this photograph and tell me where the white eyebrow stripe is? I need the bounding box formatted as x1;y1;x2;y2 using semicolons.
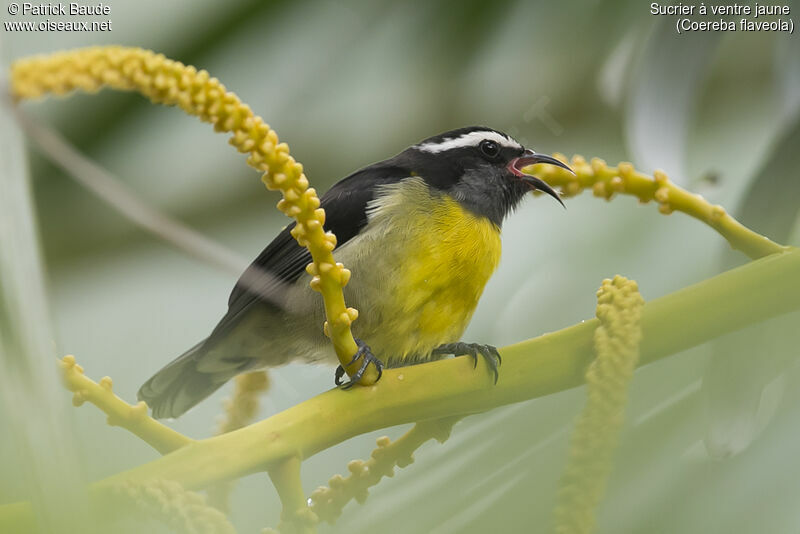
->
416;130;522;153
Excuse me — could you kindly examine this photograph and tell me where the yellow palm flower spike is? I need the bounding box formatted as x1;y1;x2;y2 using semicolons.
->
12;47;373;385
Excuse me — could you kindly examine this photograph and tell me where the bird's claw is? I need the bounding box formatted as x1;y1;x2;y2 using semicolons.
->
334;338;384;389
432;342;502;384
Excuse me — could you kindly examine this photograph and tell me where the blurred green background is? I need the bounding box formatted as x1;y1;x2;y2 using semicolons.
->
2;0;800;532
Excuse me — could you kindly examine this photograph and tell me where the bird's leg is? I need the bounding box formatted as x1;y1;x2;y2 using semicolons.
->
432;342;502;384
334;338;384;389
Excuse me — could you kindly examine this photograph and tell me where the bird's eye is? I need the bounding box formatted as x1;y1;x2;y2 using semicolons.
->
479;140;500;159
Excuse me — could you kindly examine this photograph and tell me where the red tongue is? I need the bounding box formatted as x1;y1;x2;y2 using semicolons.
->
508;156;540;177
506;155;568;208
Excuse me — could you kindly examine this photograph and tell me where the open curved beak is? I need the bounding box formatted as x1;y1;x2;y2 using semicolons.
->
507;149;573;208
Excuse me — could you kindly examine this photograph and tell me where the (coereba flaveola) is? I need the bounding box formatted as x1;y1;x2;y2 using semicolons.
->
138;126;572;418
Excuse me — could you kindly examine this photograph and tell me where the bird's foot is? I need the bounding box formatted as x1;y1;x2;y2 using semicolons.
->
334;338;384;389
432;342;501;384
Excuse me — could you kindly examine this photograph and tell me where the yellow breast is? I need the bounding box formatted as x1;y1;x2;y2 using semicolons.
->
343;178;502;364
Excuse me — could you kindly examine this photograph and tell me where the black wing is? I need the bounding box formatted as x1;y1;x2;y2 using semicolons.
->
208;160;411;340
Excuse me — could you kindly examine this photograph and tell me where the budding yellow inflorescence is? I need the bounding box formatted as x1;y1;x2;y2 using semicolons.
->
215;370;270;436
113;479;236;534
553;276;645;534
309;417;459;524
59;355;191;454
12;46;373;385
529;156;787;260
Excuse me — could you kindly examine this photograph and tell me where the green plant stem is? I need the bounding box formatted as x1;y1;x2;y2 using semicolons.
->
59;355;192;454
81;247;800;493
267;456;317;534
2;247;799;524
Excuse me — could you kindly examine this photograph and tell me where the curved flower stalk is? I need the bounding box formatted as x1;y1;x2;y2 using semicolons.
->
11;46;375;386
59;355;190;454
553;276;645;534
309;416;461;523
529;157;787;260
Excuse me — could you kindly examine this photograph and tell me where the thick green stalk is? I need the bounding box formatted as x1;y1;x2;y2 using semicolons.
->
84;247;800;494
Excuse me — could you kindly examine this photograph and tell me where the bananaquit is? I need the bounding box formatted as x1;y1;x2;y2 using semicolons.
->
139;126;571;418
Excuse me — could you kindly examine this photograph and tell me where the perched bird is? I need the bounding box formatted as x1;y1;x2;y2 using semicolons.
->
139;126;571;418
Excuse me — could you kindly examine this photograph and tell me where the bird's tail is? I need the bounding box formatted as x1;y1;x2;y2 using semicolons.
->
137;340;241;419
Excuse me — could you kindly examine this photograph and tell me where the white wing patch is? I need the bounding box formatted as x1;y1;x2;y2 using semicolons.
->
416;130;521;153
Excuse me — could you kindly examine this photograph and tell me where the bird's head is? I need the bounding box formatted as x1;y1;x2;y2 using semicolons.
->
400;126;572;226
